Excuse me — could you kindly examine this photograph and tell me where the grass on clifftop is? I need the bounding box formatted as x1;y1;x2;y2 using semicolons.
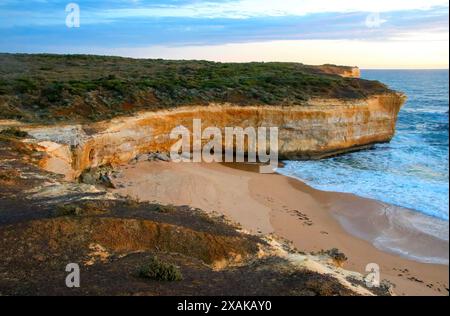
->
0;53;391;123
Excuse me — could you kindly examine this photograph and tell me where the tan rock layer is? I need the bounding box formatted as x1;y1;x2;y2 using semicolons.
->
24;93;406;180
316;65;361;78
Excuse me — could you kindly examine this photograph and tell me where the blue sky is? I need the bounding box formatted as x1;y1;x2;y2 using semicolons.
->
0;0;448;68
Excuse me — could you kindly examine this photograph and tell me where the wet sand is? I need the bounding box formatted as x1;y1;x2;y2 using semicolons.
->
112;160;449;296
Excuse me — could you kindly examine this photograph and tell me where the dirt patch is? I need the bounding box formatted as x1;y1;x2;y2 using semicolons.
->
0;206;361;296
0;251;358;296
0;216;259;268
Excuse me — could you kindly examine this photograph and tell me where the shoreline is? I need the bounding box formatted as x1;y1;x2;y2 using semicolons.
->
111;160;449;296
276;171;449;265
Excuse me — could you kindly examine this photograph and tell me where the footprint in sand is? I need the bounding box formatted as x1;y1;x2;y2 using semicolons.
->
289;209;313;226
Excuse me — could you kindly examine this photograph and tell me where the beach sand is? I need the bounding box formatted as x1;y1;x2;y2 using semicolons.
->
112;160;449;296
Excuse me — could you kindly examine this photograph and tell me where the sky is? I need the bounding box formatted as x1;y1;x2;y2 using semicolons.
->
0;0;448;68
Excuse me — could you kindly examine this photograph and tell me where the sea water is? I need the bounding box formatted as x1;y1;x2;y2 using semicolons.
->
279;70;449;262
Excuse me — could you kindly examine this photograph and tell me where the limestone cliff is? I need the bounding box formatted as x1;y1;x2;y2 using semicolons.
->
22;92;406;179
316;65;361;78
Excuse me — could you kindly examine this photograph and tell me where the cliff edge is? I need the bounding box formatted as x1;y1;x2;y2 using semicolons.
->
0;54;406;179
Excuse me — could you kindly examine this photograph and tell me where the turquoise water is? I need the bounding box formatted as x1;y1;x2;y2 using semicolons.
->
280;70;449;222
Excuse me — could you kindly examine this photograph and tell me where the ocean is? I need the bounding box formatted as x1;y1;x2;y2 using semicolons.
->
279;70;449;223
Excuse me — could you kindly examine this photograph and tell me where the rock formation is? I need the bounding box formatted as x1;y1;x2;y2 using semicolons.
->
0;55;406;179
316;65;361;78
20;92;405;180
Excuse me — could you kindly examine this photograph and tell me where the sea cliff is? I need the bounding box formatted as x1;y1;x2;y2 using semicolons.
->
0;54;406;179
19;92;405;179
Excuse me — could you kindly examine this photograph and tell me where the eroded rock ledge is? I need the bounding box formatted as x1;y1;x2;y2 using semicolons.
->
18;92;405;180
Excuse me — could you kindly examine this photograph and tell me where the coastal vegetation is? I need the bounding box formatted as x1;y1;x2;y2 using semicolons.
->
0;127;28;139
137;256;183;281
0;53;391;123
318;248;348;267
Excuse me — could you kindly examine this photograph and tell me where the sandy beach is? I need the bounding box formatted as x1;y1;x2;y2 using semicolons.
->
112;160;449;296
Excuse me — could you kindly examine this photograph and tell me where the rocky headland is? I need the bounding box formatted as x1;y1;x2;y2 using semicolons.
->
1;54;435;296
1;54;405;180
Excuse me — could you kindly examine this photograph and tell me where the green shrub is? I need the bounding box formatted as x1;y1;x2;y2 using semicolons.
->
67;80;97;94
13;78;37;94
43;82;66;103
137;256;183;281
54;202;109;217
154;204;176;213
98;76;127;95
0;127;28;138
54;204;84;217
0;79;8;95
320;248;348;264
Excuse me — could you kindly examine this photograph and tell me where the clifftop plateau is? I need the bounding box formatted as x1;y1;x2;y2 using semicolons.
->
0;54;391;124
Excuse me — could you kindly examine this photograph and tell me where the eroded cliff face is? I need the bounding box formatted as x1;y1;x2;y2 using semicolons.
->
22;92;405;180
316;65;361;78
341;67;361;78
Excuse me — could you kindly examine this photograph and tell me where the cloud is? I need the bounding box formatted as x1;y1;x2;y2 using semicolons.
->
2;8;447;46
2;1;449;26
0;0;448;68
94;0;450;19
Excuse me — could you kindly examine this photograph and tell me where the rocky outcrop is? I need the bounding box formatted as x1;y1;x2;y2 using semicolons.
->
22;92;405;180
316;65;361;78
